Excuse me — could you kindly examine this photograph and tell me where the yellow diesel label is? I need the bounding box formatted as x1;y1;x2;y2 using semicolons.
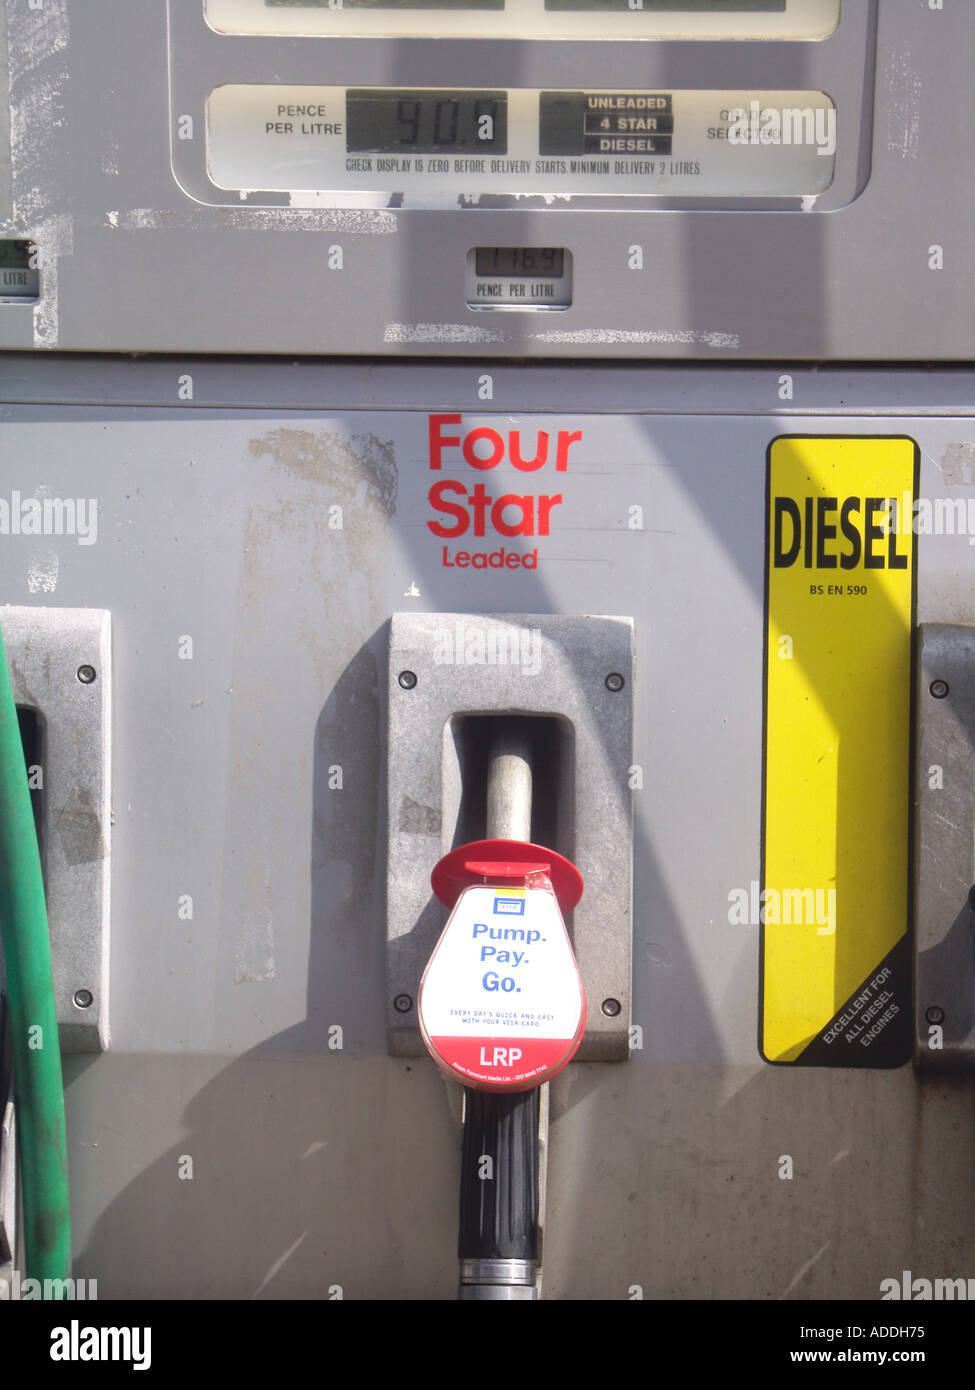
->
762;436;916;1066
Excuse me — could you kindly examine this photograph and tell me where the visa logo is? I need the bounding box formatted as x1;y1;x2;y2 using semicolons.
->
493;897;525;916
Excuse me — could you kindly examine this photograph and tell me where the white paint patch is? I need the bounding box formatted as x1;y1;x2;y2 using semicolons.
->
532;327;740;349
8;2;69;224
884;47;922;159
233;848;276;982
942;442;975;486
800;195;817;213
460;192;573;207
288;190;392;213
6;0;69;86
27;213;72;348
122;209;168;230
704;332;740;349
123;206;396;234
106;211;119;228
302;1141;328;1159
234;919;275;982
384;321;505;344
25;488;61;590
27;550;59;594
7;2;71;347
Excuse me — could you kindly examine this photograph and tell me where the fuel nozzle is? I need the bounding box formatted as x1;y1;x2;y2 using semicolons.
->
417;720;586;1297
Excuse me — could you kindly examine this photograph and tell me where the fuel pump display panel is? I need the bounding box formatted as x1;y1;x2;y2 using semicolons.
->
127;0;889;354
205;0;840;39
207;86;836;202
8;2;972;358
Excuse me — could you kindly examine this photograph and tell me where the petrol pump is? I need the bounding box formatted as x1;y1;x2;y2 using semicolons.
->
1;0;974;1310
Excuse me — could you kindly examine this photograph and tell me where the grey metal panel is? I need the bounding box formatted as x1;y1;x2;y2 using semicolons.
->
1;355;974;413
0;364;972;1296
0;1;973;357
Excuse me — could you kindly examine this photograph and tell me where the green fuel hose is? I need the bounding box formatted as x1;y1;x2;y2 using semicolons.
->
0;621;70;1285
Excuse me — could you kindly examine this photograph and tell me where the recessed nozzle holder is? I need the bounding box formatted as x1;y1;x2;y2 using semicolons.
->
914;623;975;1071
386;612;633;1061
0;606;111;1053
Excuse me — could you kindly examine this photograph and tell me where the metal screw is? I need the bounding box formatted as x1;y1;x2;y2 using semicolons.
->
930;679;949;699
394;994;413;1013
925;1006;945;1025
398;671;417;690
605;673;625;692
77;664;97;684
73;989;93;1009
601;998;622;1017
